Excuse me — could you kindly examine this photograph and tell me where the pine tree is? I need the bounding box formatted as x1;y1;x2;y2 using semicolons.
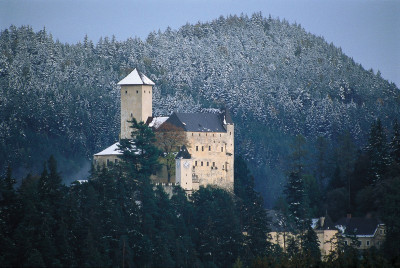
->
0;166;19;266
192;186;242;267
284;172;309;230
382;177;400;263
234;156;271;261
366;119;389;184
300;224;321;267
388;119;400;177
118;118;161;182
390;120;400;164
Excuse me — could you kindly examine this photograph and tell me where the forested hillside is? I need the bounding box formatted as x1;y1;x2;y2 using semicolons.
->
1;13;399;206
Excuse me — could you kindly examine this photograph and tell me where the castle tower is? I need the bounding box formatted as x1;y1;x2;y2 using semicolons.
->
223;109;235;191
117;69;155;139
175;145;194;191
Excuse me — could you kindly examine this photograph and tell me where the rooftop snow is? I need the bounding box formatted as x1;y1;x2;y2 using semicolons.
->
149;116;169;129
94;142;123;156
117;68;155;86
311;218;319;229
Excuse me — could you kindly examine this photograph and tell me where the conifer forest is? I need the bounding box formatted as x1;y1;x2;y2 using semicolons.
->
1;13;400;266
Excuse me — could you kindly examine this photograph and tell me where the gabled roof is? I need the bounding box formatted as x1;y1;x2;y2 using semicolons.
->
176;145;191;159
94;142;122;156
164;112;226;132
117;68;155;86
335;217;382;236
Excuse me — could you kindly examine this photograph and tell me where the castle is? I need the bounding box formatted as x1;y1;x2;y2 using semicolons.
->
94;69;234;192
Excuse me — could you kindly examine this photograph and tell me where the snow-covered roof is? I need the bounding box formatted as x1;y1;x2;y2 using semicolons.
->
94;142;123;156
311;218;319;229
148;116;169;129
117;68;155;86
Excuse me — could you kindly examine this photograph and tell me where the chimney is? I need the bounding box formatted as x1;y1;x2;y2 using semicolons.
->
320;217;325;228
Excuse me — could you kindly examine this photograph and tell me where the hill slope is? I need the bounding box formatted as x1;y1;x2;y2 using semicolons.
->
1;14;399;206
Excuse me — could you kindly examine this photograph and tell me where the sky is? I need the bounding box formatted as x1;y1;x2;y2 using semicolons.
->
1;0;399;87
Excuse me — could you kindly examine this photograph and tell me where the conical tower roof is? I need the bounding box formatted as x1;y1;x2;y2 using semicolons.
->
117;68;155;85
176;145;191;159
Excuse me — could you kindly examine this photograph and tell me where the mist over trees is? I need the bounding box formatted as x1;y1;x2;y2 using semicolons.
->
0;13;399;207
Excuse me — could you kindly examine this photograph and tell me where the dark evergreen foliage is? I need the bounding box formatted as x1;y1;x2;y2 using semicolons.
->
1;16;399;206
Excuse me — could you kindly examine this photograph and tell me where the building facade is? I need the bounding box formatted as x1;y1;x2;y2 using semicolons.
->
335;215;386;250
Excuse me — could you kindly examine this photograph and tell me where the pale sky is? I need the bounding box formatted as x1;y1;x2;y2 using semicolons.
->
1;0;399;87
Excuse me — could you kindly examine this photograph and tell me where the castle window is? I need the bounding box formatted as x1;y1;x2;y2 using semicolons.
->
192;133;194;136
207;162;209;166
115;159;118;164
206;133;207;136
131;113;133;117
213;162;215;166
344;241;348;246
202;146;204;151
359;241;362;247
196;146;198;151
220;134;221;137
380;230;383;234
213;134;215;137
136;90;138;94
222;165;225;170
195;161;197;166
366;241;370;246
144;90;146;93
107;159;110;166
201;162;203;166
230;132;232;135
199;133;201;136
209;146;211;151
221;147;224;152
125;90;127;94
